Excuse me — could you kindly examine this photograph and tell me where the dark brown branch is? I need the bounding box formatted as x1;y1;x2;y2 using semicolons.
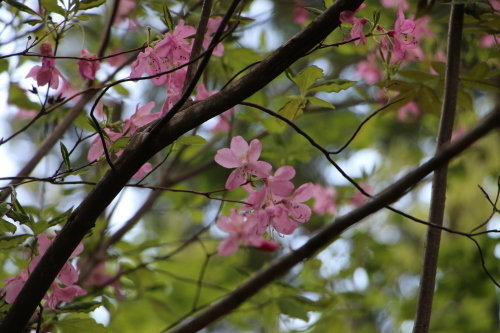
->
413;5;464;333
0;1;366;331
165;108;500;333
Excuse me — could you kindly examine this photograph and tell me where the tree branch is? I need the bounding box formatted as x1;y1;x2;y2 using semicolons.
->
0;1;366;331
166;108;500;333
413;4;464;333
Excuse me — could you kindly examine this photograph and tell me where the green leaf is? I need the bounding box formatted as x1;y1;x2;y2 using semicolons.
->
430;61;446;76
0;203;9;217
305;7;323;16
0;234;32;250
161;4;174;31
60;142;71;170
306;96;335;109
322;0;334;9
78;0;106;10
308;79;356;93
291;65;324;96
261;117;286;134
6;210;30;224
415;0;436;19
29;219;49;235
52;318;107;333
469;62;491;79
460;78;500;92
58;301;103;314
277;98;304;125
277;296;310;321
417;85;441;116
0;219;17;233
4;0;39;16
47;208;73;228
113;84;130;96
176;135;208;145
109;136;130;153
40;0;66;16
398;70;440;81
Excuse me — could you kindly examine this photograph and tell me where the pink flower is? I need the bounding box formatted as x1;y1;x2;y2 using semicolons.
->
351;184;372;207
356;54;383;85
293;0;309;25
15;108;38;120
217;209;278;256
312;185;337;215
340;4;368;45
480;34;498;47
202;17;225;57
215;136;272;190
160;88;181;116
155;19;196;65
258;204;298;235
124;102;158;136
0;269;29;303
29;234;84;286
44;282;87;310
25;41;67;89
130;47;171;85
380;0;409;10
132;163;153;179
282;183;313;223
78;49;100;80
397;101;420;121
384;7;418;59
267;166;296;197
87;128;123;162
114;0;137;30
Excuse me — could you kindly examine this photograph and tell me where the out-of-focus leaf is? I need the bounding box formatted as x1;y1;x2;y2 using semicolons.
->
306;96;335;109
161;4;174;31
262;117;286;134
52;318;107;333
469;62;491;79
8;84;40;111
277;296;309;321
398;70;440;81
417;85;441;115
48;208;73;228
461;78;500;92
305;7;323;16
0;234;32;250
0;219;17;233
308;79;356;93
415;0;435;19
431;61;446;76
40;0;66;16
110;136;130;153
58;301;103;314
176;135;208;145
0;59;9;73
4;0;39;16
79;0;106;10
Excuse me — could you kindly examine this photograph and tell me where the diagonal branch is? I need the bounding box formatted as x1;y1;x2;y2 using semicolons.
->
165;108;500;333
0;1;366;331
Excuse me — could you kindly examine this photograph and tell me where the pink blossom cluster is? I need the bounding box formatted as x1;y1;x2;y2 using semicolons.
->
214;136;337;256
0;234;87;310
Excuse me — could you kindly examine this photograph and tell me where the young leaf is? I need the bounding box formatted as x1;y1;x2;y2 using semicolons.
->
60;142;71;170
52;318;107;333
162;4;174;31
308;79;356;93
40;0;66;16
276;296;310;321
291;65;324;96
305;7;324;16
6;210;30;224
176;135;208;145
79;0;106;10
0;234;32;250
306;96;335;109
47;208;73;228
110;136;130;153
277;98;304;125
0;219;17;233
4;0;39;16
58;301;103;314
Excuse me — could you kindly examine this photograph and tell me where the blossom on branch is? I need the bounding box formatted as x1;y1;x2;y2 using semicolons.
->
78;49;100;80
25;41;67;89
383;7;418;59
215;136;272;190
340;4;368;45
